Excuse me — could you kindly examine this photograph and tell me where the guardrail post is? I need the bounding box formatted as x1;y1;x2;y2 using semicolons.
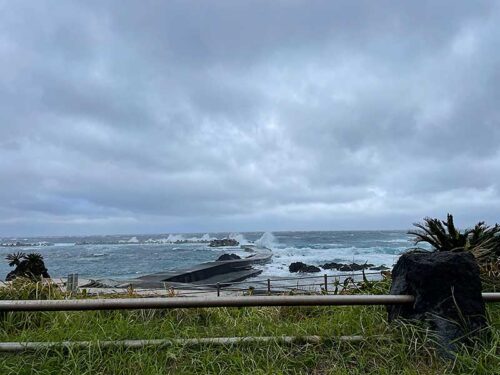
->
324;274;328;293
66;273;78;296
216;283;220;297
267;279;271;295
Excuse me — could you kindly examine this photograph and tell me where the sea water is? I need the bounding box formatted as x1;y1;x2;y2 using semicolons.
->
0;231;412;281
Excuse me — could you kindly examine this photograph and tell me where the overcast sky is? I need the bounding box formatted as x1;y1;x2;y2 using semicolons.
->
1;1;500;236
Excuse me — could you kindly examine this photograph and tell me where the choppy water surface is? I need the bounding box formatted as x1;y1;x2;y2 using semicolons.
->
0;231;413;280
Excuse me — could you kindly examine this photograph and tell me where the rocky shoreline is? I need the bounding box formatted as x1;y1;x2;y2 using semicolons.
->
289;261;390;273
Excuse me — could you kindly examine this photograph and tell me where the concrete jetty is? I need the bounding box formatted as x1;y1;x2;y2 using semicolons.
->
81;245;272;289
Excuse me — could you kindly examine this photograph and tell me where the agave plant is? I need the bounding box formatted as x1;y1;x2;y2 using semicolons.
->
408;214;500;264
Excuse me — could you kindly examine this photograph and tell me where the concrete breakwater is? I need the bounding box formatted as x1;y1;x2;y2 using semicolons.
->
81;245;272;289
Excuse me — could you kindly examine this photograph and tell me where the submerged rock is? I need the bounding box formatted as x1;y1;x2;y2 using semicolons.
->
209;239;240;247
289;262;321;273
216;253;242;261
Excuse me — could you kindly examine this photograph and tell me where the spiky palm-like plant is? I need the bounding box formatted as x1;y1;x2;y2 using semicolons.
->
5;252;27;267
408;214;469;252
5;252;50;281
408;214;500;263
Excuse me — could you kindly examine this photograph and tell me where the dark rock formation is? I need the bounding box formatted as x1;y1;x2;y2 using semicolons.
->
338;263;372;271
369;265;390;271
289;262;321;273
5;252;50;281
320;262;374;271
216;253;242;261
209;239;240;247
321;262;343;270
388;251;488;356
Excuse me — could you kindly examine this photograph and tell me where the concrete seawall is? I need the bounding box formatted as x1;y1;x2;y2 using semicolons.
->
82;245;272;289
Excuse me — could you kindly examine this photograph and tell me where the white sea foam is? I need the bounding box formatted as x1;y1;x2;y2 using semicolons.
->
255;244;406;278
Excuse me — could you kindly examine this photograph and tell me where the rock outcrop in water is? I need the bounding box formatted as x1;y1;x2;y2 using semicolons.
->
216;253;242;261
289;261;389;273
289;262;321;273
209;239;239;247
320;262;374;271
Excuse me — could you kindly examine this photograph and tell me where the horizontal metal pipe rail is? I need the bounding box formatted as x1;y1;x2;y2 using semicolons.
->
0;295;415;311
0;293;497;312
0;335;392;353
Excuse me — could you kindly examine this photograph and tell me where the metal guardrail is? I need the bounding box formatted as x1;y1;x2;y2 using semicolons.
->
0;293;498;312
0;335;379;352
0;295;414;311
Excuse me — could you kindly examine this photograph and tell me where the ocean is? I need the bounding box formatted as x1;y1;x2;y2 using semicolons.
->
0;231;414;281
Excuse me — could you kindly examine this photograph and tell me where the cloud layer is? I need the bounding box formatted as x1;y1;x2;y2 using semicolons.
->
1;1;500;235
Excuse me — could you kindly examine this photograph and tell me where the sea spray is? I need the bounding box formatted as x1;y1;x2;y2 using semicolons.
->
166;234;185;243
229;233;249;245
255;232;277;248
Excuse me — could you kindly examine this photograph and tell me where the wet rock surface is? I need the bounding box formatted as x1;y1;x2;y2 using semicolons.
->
216;253;242;261
289;262;321;273
209;239;240;247
320;262;374;271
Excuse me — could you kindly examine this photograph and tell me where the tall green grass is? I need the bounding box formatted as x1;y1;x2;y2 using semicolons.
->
0;279;498;374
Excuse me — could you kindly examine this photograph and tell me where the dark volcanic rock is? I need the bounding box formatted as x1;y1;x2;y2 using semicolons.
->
289;262;321;273
321;262;343;270
338;263;373;272
370;265;390;271
216;253;242;261
388;251;487;356
321;262;375;271
209;239;239;247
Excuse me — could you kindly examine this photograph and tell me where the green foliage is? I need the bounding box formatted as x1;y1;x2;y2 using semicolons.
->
0;277;62;300
408;214;500;264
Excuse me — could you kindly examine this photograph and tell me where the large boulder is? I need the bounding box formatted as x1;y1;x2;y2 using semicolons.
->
289;262;321;273
388;251;488;356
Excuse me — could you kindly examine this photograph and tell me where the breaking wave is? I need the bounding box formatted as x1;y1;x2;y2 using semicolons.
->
255;232;277;248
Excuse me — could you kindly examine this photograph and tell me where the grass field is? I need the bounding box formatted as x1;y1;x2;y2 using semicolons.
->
0;279;498;374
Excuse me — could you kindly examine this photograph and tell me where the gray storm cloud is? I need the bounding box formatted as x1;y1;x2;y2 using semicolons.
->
1;0;500;236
